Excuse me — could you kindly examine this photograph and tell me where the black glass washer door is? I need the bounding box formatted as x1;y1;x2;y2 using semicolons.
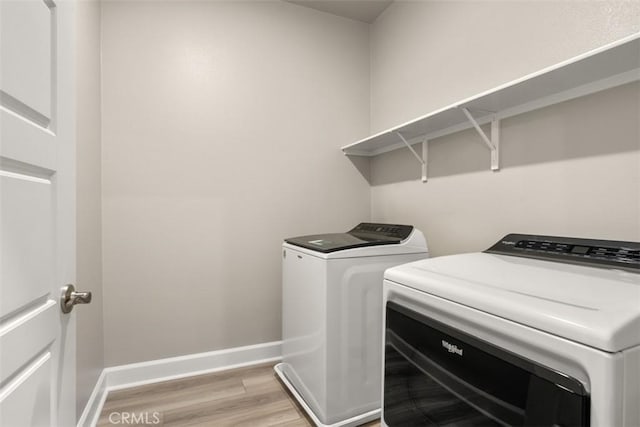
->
383;302;589;427
385;336;509;427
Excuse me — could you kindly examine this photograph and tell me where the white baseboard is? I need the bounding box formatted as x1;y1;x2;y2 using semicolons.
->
77;370;108;427
103;340;282;391
77;340;282;427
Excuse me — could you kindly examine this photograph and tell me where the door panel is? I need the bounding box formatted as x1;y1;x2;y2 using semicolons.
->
0;353;52;427
0;0;52;122
0;301;57;385
0;0;76;425
0;175;54;316
0;114;57;171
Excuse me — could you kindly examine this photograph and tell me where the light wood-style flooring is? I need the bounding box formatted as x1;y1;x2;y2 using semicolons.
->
97;363;381;426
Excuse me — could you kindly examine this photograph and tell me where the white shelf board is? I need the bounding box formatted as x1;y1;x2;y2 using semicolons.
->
342;33;640;156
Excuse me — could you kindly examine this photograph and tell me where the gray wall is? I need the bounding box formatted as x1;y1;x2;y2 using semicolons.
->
75;0;104;418
101;1;371;366
369;1;640;256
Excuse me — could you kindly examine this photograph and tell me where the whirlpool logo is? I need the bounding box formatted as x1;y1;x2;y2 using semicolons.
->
442;340;463;356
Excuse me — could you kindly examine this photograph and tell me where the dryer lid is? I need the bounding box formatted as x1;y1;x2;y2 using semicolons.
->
385;235;640;352
285;223;413;253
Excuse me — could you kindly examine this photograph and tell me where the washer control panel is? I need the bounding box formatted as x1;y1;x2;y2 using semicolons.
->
349;223;413;240
486;234;640;272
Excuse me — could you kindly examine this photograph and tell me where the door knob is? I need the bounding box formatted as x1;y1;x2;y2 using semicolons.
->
60;284;92;314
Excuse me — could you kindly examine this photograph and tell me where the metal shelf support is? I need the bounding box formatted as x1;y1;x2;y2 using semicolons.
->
422;139;428;182
395;131;428;182
460;107;500;171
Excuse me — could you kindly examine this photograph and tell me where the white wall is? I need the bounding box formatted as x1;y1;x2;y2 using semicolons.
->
101;1;370;366
369;1;640;256
75;0;104;417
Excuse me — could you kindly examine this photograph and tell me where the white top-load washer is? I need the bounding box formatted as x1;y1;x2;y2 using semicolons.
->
382;234;640;427
275;223;428;427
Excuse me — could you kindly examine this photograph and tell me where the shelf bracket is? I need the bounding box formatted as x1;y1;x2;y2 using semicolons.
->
395;131;428;182
460;107;500;171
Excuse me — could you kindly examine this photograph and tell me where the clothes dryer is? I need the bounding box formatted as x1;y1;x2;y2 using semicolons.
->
382;234;640;426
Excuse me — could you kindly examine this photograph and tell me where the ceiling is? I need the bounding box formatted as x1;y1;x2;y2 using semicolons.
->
284;0;394;24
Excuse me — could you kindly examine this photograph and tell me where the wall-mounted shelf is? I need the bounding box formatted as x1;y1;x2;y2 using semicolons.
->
342;33;640;182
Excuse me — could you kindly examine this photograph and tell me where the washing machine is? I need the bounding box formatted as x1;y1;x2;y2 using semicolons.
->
382;233;640;426
275;223;429;426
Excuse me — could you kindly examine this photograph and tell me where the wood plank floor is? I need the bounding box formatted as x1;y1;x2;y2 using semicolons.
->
97;363;381;426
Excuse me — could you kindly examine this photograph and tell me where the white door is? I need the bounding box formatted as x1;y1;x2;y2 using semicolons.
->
0;0;77;426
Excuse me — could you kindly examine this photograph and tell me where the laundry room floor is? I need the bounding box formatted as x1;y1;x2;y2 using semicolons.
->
97;363;381;426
